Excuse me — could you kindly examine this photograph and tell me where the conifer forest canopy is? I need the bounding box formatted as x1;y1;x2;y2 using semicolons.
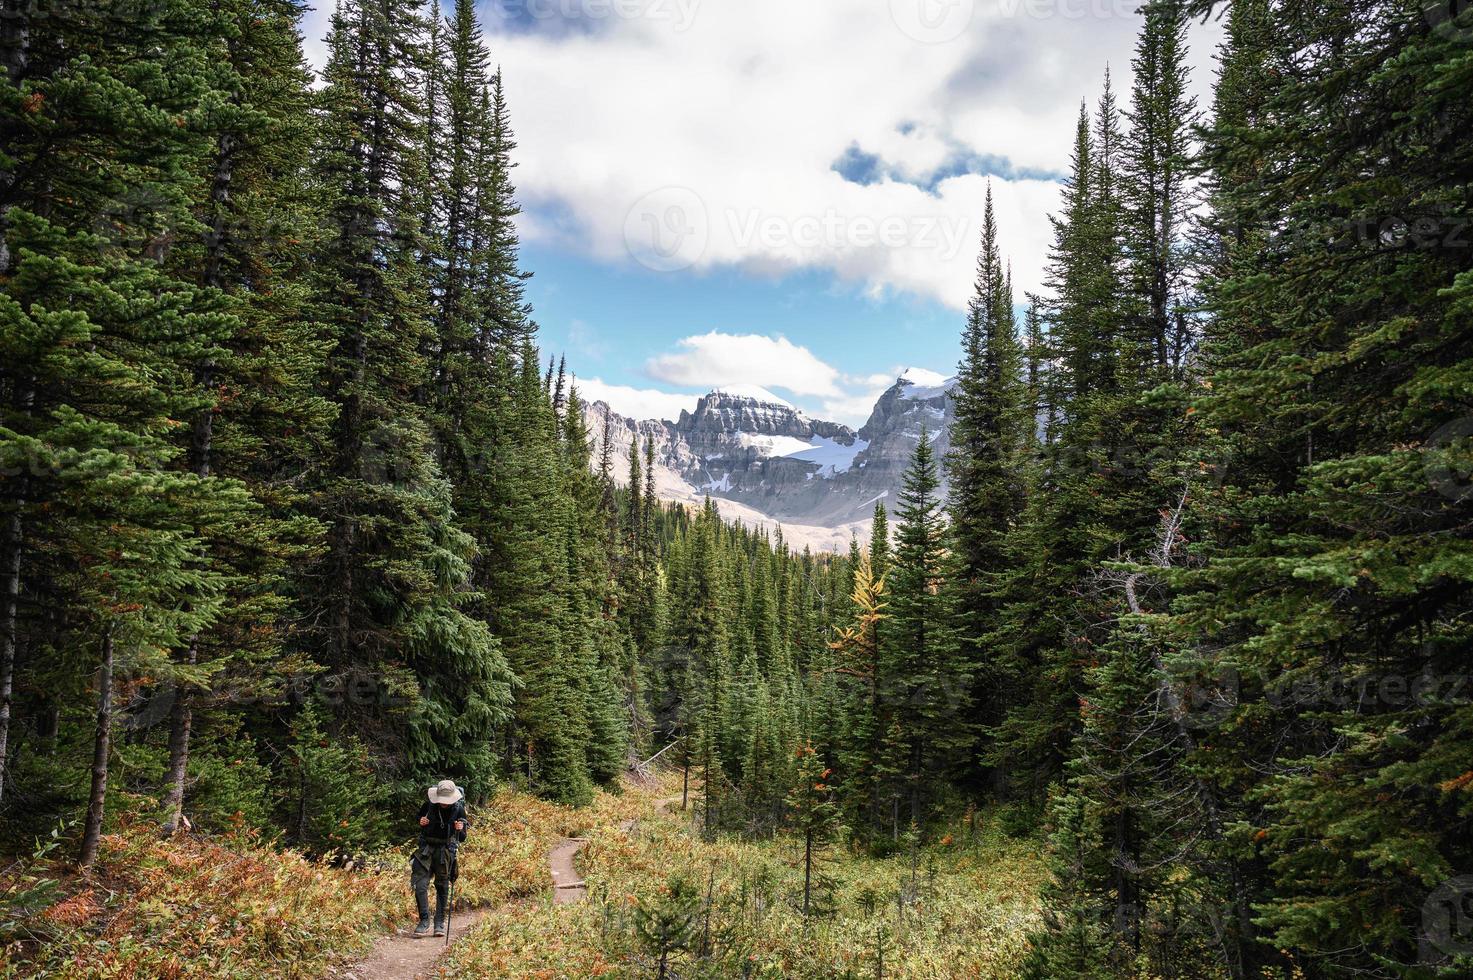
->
0;0;1470;977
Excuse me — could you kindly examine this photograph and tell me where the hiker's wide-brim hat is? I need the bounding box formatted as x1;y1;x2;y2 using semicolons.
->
427;779;464;804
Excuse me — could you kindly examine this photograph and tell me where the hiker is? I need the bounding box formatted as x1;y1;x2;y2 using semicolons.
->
411;779;468;938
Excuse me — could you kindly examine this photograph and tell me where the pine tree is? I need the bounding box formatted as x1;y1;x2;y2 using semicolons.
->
481;348;591;804
868;502;890;581
0;0;265;858
304;0;509;801
787;742;838;916
153;0;335;836
828;552;888;837
883;431;966;826
946;184;1028;800
1172;2;1473;973
1120;0;1197;375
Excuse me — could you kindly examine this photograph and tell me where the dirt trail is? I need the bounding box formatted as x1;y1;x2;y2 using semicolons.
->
548;835;590;904
329;908;489;980
548;790;689;907
334;786;689;976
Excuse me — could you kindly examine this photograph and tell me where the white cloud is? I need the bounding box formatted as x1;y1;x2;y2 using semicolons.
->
578;378;700;422
297;1;1225;309
472;1;1221;309
645;332;844;397
586;335;945;427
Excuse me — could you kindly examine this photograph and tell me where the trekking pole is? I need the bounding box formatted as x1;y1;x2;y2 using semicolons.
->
444;878;454;947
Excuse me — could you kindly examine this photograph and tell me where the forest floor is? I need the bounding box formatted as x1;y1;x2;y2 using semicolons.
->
5;783;650;979
8;780;1042;979
436;784;1045;979
332;786;683;979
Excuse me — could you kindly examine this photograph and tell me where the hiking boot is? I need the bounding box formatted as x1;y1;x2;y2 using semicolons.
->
413;917;432;938
433;918;446;937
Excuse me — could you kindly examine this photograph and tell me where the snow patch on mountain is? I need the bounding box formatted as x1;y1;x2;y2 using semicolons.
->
899;367;948;387
710;384;794;409
737;433;817;458
790;435;869;476
899;373;958;401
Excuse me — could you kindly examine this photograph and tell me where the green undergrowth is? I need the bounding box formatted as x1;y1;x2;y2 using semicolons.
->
0;785;641;979
440;785;1045;979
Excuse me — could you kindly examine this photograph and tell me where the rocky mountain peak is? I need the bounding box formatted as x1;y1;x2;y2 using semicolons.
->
582;372;956;551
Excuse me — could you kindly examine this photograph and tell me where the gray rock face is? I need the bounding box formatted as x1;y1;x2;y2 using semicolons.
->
582;374;955;539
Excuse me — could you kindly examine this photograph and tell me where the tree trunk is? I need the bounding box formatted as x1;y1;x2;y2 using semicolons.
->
1122;491;1253;979
0;507;22;805
79;626;115;868
0;0;30;276
1112;808;1140;952
160;638;196;834
802;826;813;916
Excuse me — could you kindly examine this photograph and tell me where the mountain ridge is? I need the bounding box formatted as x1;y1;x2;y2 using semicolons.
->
583;374;956;551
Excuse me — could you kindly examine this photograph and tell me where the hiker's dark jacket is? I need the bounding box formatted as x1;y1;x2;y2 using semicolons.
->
415;800;468;845
412;801;468;883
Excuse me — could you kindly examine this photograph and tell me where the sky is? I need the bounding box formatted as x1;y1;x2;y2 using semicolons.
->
299;0;1225;426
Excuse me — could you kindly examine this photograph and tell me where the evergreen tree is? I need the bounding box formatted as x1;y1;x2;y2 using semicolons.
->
946;184;1028;799
1172;1;1473;973
868;502;890;581
883;431;966;826
787;742;838;917
305;0;509;803
1120;0;1197;375
155;0;335;836
0;0;262;858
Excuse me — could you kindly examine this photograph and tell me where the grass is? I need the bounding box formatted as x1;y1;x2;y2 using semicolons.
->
438;780;1046;979
1;779;1045;978
1;817;401;979
0;783;645;979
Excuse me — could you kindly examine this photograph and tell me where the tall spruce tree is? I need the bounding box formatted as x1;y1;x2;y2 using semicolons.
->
1172;0;1473;973
883;431;966;825
946;184;1028;799
304;0;508;802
